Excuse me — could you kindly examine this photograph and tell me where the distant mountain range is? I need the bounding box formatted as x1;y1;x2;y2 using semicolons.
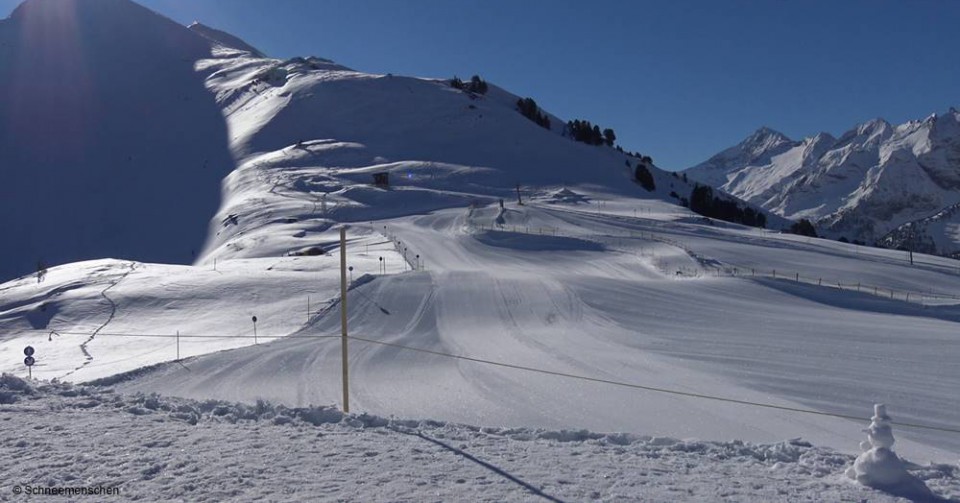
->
684;109;960;256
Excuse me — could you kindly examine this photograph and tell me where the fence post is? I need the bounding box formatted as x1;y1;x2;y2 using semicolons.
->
795;273;799;282
176;330;180;361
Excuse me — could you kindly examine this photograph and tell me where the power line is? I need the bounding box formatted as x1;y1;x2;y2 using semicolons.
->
34;330;341;340
344;335;960;435
18;328;960;435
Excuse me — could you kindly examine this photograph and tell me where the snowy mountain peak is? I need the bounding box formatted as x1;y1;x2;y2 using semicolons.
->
858;118;891;135
681;127;796;188
740;127;794;157
807;131;837;147
746;126;791;145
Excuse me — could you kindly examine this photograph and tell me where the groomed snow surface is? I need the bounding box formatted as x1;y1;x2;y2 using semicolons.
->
4;197;960;501
3;375;958;502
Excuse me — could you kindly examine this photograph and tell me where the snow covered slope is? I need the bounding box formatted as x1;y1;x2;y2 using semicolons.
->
1;0;959;485
0;0;235;282
190;38;788;264
0;0;773;283
685;109;960;251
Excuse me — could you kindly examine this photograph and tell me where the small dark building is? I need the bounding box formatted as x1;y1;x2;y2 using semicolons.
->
372;172;389;188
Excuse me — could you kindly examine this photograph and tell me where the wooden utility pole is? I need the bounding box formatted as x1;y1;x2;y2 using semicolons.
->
516;184;523;205
339;227;350;413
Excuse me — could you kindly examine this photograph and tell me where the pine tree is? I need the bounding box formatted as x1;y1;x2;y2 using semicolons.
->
788;219;818;237
635;164;656;191
468;75;488;94
603;128;616;147
36;260;47;283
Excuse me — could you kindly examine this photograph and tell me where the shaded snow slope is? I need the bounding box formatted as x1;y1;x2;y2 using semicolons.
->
188;21;264;57
880;202;960;258
685;110;960;251
0;0;234;282
3;376;958;502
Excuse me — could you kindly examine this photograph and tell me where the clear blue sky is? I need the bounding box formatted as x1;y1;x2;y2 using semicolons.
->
5;0;960;170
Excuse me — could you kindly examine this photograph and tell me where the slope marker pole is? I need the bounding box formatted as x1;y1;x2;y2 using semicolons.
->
340;226;350;413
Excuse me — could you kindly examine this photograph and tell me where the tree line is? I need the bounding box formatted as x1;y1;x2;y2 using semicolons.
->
516;97;551;129
450;75;488;94
689;185;767;228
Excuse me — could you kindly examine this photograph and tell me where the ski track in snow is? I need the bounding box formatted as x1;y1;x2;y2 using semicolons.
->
62;262;138;380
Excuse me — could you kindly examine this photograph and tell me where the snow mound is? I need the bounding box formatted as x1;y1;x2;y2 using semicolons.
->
0;373;34;403
545;188;591;205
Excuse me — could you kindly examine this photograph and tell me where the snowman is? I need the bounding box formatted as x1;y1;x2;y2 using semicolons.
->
846;404;932;499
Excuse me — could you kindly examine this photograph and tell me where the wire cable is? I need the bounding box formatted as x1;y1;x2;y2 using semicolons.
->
343;334;960;434
17;328;960;434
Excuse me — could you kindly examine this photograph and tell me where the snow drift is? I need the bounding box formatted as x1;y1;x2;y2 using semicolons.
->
3;374;957;501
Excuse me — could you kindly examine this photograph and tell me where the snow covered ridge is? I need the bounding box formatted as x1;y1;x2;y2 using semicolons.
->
684;108;960;254
3;374;958;502
0;0;779;283
191;25;788;263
